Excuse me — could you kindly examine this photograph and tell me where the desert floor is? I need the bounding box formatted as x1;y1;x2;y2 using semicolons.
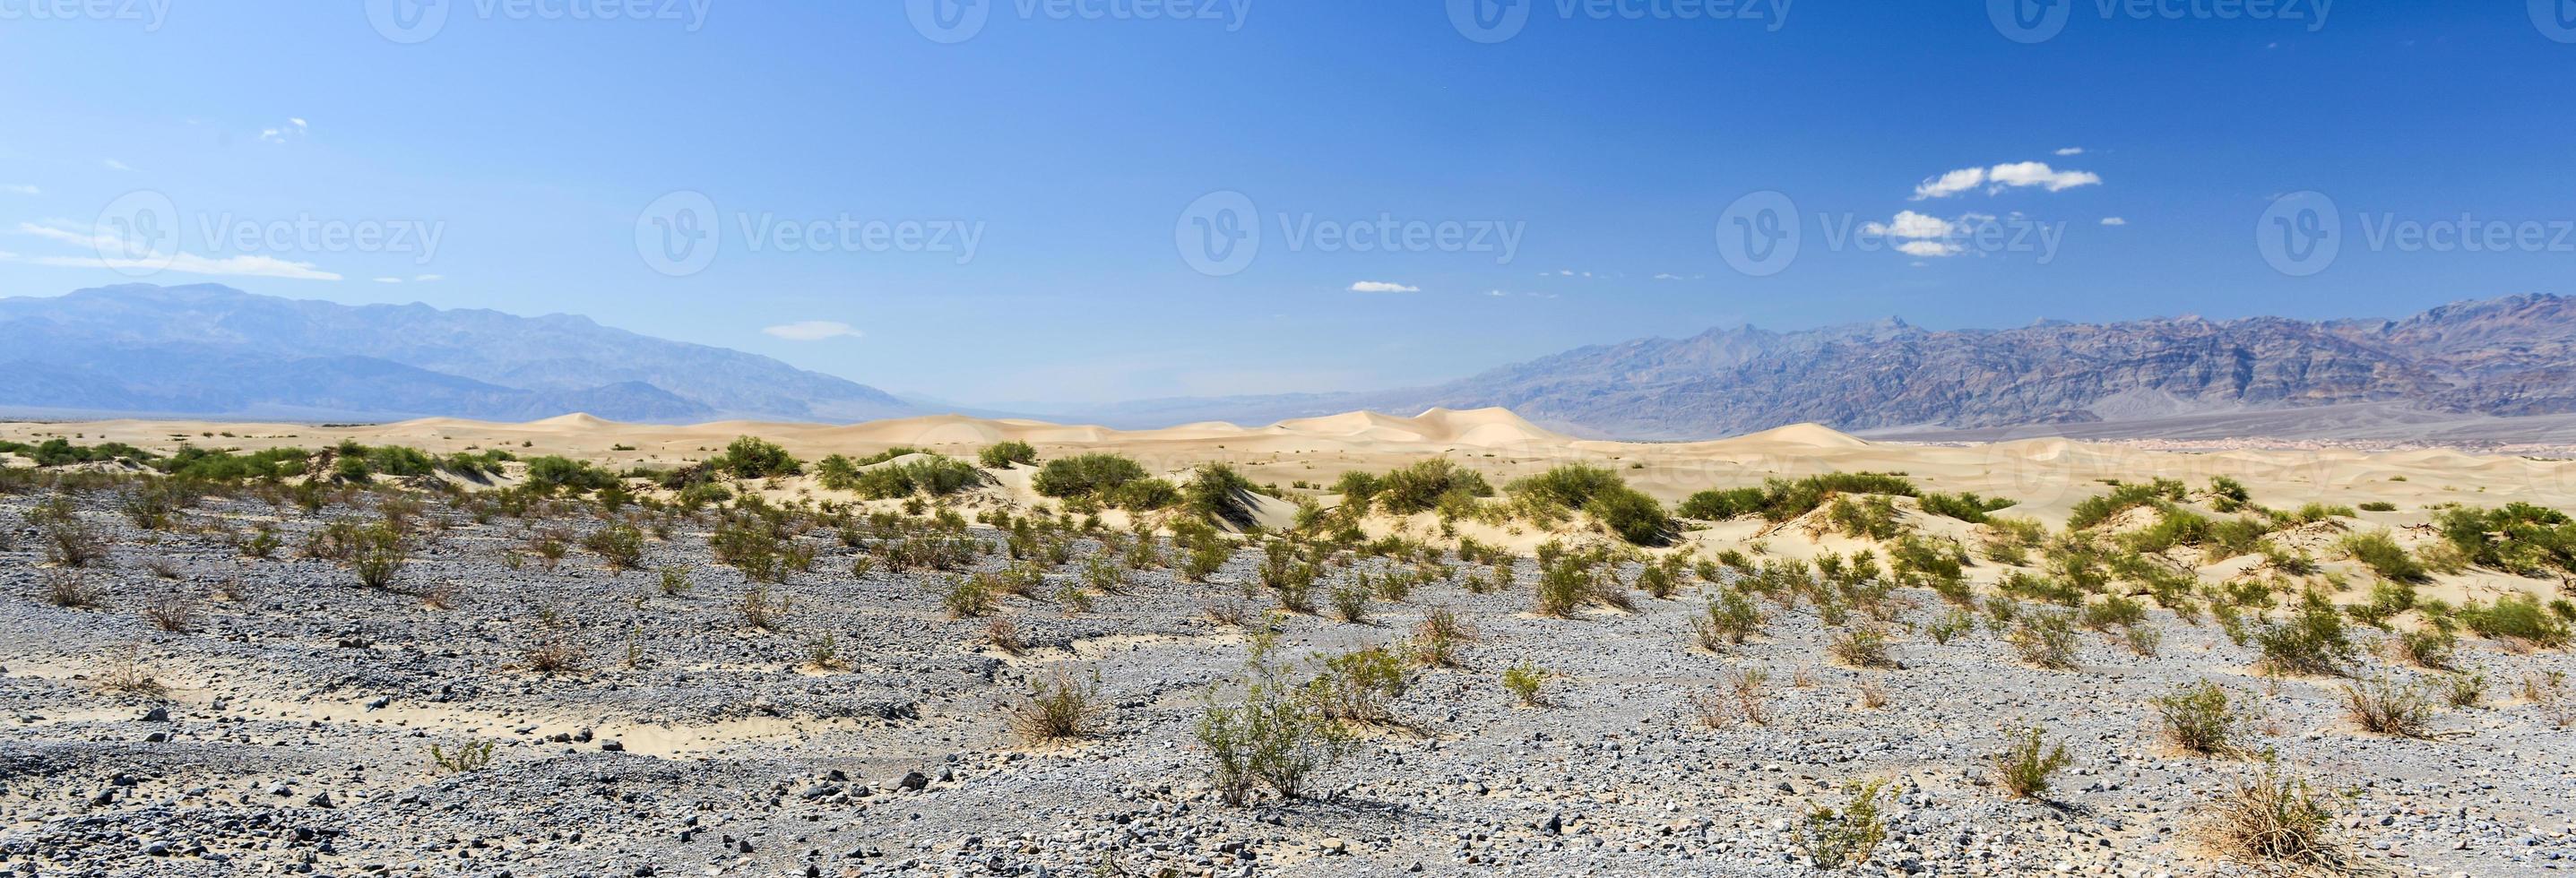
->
2;409;2572;876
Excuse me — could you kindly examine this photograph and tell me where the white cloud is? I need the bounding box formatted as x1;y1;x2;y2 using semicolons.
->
260;117;309;144
763;321;863;341
12;219;340;280
1987;160;2101;192
1486;289;1511;297
1;185;38;195
1863;211;1962;240
1652;272;1685;280
1348;281;1421;293
1897;240;1962;257
2054;147;2085;156
2100;217;2127;226
1911;167;1987;200
413;273;443;281
374;277;403;283
1913;160;2102;199
103;159;132;171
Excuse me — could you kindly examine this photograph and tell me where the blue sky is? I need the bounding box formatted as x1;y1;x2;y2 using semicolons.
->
2;1;2572;405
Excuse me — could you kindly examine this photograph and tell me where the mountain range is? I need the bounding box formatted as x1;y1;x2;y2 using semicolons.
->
0;284;914;423
4;284;2572;441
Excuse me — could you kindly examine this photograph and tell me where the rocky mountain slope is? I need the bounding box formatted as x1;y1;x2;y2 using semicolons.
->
0;284;915;423
1080;295;2576;440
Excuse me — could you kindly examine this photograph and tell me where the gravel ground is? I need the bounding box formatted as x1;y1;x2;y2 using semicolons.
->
1;489;2572;878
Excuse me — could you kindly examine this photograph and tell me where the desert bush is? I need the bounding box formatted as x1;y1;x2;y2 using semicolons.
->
1013;668;1106;744
2458;593;2571;647
1033;453;1151;500
28;497;106;568
1196;658;1352;805
708;435;800;479
2255;591;2357;676
657;566;693;597
1992;727;2074;799
2065;479;2185;530
2007;610;2081;670
428;740;497;774
2203;764;2355;875
1501;663;1547;707
1308;646;1408;725
1690;589;1765;650
1588;486;1676;547
95;643;164;696
522;629;587;675
1327;584;1370;624
739;586;791;631
41;571;100;609
1917;490;2016;523
2340;530;2426;582
1691;667;1771;728
942;575;998;619
1407;607;1478;667
583;522;646;573
1927;608;1975;644
2442;672;2488;709
1795;779;1889;869
978;440;1039;469
1185;463;1261;529
2154;680;2254;756
2394;626;2456;669
140;594;198;633
347;521;410;590
1370;458;1495;515
2339;675;2440;739
1828;624;1898;669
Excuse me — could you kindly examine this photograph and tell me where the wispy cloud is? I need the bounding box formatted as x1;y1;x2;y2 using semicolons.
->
374;277;404;283
2100;217;2127;226
2054;147;2085;156
259;117;309;144
1913;160;2101;200
10;219;341;280
1;185;39;195
762;320;863;341
413;273;444;281
103;159;132;171
1347;281;1421;293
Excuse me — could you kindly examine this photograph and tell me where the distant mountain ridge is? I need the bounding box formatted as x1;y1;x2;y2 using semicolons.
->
0;284;916;423
1063;294;2576;440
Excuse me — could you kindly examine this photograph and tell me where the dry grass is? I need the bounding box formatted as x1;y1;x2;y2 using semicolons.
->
2338;675;2442;739
94;643;164;696
2200;764;2361;876
1691;667;1770;728
140;594;197;633
1011;668;1106;745
41;571;99;609
985;617;1028;656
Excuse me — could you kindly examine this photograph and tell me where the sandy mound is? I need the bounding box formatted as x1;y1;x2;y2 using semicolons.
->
1731;423;1871;449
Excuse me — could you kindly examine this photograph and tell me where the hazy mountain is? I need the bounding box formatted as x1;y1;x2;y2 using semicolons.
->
1066;295;2576;440
0;284;916;423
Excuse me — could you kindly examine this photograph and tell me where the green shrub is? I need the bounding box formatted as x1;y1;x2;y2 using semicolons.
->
2152;679;2253;756
709;436;800;478
2458;593;2571;647
1991;727;2073;799
2008;610;2080;670
2340;531;2426;582
1033;453;1151;499
1501;663;1547;707
1589;486;1676;547
1918;491;2016;523
1196;670;1351;805
523;455;618;493
1794;779;1889;869
1184;463;1260;529
1507;464;1625;512
2256;590;2358;676
1373;458;1494;515
2065;479;2185;530
978;440;1038;469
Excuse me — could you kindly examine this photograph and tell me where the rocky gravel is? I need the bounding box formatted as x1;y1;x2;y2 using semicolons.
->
2;490;2572;877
